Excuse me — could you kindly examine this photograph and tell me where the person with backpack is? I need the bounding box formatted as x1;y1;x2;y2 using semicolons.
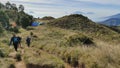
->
17;36;22;48
9;34;19;51
26;36;31;47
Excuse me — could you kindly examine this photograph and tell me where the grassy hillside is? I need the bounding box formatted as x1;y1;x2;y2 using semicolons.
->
0;25;120;68
109;26;120;33
48;14;120;43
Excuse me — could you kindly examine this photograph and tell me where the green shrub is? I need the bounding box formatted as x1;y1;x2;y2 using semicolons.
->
0;23;4;33
26;26;35;30
8;27;19;33
1;39;9;45
0;50;5;58
8;64;15;68
16;53;22;61
18;12;33;28
65;34;94;46
0;10;9;27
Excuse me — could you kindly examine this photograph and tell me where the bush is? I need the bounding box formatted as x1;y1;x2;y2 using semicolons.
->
0;50;5;58
8;27;19;33
65;34;94;46
16;53;22;61
0;10;9;27
8;64;15;68
0;23;4;35
26;26;35;30
18;12;33;28
1;39;9;45
42;16;55;20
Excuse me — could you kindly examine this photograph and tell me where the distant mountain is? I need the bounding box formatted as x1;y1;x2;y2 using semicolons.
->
101;18;120;26
99;13;120;26
106;13;120;19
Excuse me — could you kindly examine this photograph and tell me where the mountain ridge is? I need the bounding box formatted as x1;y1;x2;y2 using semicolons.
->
99;13;120;26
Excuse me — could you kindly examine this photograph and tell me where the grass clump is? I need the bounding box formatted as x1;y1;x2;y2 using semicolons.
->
65;33;94;46
23;47;65;68
16;53;22;61
8;27;20;33
0;50;5;58
26;26;36;30
8;64;15;68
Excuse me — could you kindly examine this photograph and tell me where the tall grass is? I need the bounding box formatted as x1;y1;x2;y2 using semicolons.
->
1;25;120;68
29;26;120;68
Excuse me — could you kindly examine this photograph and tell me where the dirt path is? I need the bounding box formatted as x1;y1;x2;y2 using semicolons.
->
65;63;72;68
8;47;26;68
39;49;73;68
15;61;26;68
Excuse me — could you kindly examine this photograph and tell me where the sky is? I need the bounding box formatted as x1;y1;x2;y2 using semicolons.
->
0;0;120;21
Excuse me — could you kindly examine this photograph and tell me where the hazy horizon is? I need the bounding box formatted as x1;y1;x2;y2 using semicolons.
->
1;0;120;21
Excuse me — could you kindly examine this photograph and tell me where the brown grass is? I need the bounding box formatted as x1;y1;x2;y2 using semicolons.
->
0;25;120;68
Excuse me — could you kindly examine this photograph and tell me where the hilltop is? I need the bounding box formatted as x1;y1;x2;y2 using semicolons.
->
48;14;116;34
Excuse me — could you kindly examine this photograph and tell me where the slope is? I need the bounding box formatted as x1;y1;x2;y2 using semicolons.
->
48;14;120;43
0;25;120;68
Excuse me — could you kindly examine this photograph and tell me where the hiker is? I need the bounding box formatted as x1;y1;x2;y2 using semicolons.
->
9;34;19;51
26;36;31;47
17;36;22;48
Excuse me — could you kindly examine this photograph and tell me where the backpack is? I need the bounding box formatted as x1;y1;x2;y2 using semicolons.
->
13;37;18;43
17;37;21;41
26;38;31;42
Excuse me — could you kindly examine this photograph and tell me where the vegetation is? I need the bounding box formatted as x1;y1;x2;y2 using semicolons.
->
65;33;94;46
0;23;4;34
1;2;120;68
108;26;120;33
0;23;120;68
48;14;120;43
48;14;115;34
23;26;120;68
0;10;9;27
0;2;33;29
41;16;55;20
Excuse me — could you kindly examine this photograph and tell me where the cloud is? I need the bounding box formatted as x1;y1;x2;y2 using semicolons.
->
1;0;120;21
0;0;9;3
73;11;85;14
73;11;95;15
11;0;57;4
29;11;34;14
86;12;94;14
75;0;120;5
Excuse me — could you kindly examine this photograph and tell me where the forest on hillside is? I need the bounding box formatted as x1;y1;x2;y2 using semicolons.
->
0;2;33;33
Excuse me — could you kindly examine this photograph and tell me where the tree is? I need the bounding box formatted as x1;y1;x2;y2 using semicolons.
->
5;1;11;9
18;5;24;12
11;3;18;11
0;10;9;28
0;3;4;9
0;23;4;33
18;12;33;28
